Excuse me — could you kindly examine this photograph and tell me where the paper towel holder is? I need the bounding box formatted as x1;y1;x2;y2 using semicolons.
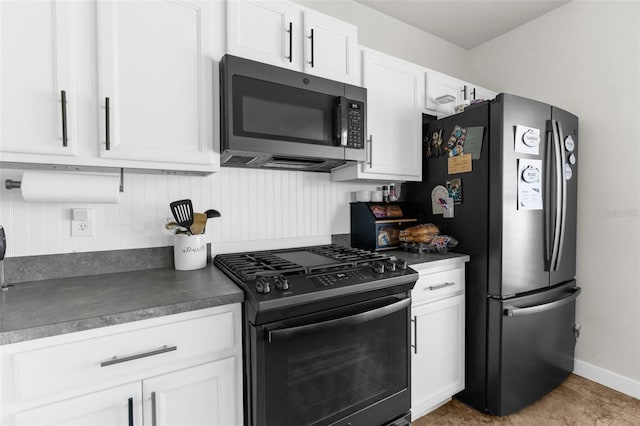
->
5;179;21;189
5;168;125;193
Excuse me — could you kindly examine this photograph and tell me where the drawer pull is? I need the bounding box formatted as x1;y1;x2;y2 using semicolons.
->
100;345;177;367
410;316;418;354
428;282;455;291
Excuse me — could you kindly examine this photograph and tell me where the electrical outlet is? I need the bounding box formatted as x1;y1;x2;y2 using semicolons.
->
71;208;95;237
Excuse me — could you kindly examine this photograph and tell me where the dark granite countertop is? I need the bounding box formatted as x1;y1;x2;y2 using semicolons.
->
0;243;467;346
0;265;244;345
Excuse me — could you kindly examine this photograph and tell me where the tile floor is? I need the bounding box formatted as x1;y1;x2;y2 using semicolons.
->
412;374;640;425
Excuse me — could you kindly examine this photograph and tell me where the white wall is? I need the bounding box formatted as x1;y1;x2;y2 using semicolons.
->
468;1;640;389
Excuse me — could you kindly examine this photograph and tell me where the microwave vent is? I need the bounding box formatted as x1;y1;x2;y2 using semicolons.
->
225;155;257;165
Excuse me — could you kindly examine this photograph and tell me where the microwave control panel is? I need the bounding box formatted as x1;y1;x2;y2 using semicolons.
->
346;101;365;149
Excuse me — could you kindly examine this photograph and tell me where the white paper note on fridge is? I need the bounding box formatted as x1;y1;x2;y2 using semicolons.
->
517;159;543;210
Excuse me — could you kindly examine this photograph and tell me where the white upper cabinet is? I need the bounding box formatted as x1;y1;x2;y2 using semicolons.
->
226;0;300;70
0;1;77;158
332;49;422;182
425;70;466;117
425;70;498;118
97;0;217;168
301;11;357;83
227;0;358;84
468;84;498;103
1;0;222;174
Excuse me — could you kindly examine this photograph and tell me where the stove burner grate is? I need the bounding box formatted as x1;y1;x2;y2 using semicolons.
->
215;252;306;281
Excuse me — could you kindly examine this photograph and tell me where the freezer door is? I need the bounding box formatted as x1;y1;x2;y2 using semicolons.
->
489;94;551;296
549;107;578;285
486;281;580;416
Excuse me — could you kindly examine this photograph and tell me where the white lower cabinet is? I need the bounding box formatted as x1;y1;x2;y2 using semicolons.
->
410;259;467;420
11;383;142;426
1;304;243;426
143;358;237;426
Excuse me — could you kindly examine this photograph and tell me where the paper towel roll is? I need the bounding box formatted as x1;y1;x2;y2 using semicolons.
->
19;172;120;203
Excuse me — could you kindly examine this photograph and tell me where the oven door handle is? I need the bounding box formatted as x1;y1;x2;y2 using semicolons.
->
267;298;410;343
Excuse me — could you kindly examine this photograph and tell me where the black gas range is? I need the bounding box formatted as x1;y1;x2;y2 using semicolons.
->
214;245;417;426
214;244;418;324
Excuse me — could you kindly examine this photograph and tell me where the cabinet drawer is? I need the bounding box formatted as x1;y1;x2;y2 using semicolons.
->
9;309;235;404
412;266;464;304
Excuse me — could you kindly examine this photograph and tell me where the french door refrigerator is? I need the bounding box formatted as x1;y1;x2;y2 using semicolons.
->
405;93;581;416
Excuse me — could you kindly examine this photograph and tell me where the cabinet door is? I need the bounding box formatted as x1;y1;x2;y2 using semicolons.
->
97;0;215;167
302;11;357;83
226;0;300;70
411;294;465;419
362;50;422;179
469;84;498;102
143;357;239;426
10;383;141;426
0;1;76;158
425;70;465;117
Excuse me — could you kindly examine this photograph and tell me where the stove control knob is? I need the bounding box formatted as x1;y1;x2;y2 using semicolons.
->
395;258;408;270
275;276;289;291
382;260;397;272
371;262;385;274
256;278;271;294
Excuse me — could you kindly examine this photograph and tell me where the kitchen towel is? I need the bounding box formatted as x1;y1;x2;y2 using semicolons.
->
18;171;120;203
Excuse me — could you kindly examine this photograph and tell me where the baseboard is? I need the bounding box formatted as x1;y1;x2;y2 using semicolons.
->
574;359;640;399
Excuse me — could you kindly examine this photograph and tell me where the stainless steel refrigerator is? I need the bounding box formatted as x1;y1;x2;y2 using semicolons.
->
405;93;581;416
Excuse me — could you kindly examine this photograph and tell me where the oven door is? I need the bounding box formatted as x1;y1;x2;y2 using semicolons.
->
248;294;411;426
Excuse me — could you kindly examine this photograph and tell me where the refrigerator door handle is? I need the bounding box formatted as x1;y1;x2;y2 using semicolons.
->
504;287;581;317
548;119;566;271
555;120;568;269
544;123;554;266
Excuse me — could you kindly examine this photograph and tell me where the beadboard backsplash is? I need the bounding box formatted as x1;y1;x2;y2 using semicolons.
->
0;167;380;257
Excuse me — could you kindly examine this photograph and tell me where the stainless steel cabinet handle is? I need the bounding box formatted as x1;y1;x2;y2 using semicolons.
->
428;282;455;291
105;97;111;150
410;316;417;354
100;345;177;367
286;22;293;62
366;135;373;167
61;90;68;147
151;391;157;426
308;28;314;67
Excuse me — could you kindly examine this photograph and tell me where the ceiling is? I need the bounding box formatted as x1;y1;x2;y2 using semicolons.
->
354;0;571;49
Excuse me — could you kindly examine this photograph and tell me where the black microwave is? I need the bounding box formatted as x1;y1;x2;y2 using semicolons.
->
220;55;366;172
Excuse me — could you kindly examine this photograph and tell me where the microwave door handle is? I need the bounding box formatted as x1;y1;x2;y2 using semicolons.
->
335;96;348;146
